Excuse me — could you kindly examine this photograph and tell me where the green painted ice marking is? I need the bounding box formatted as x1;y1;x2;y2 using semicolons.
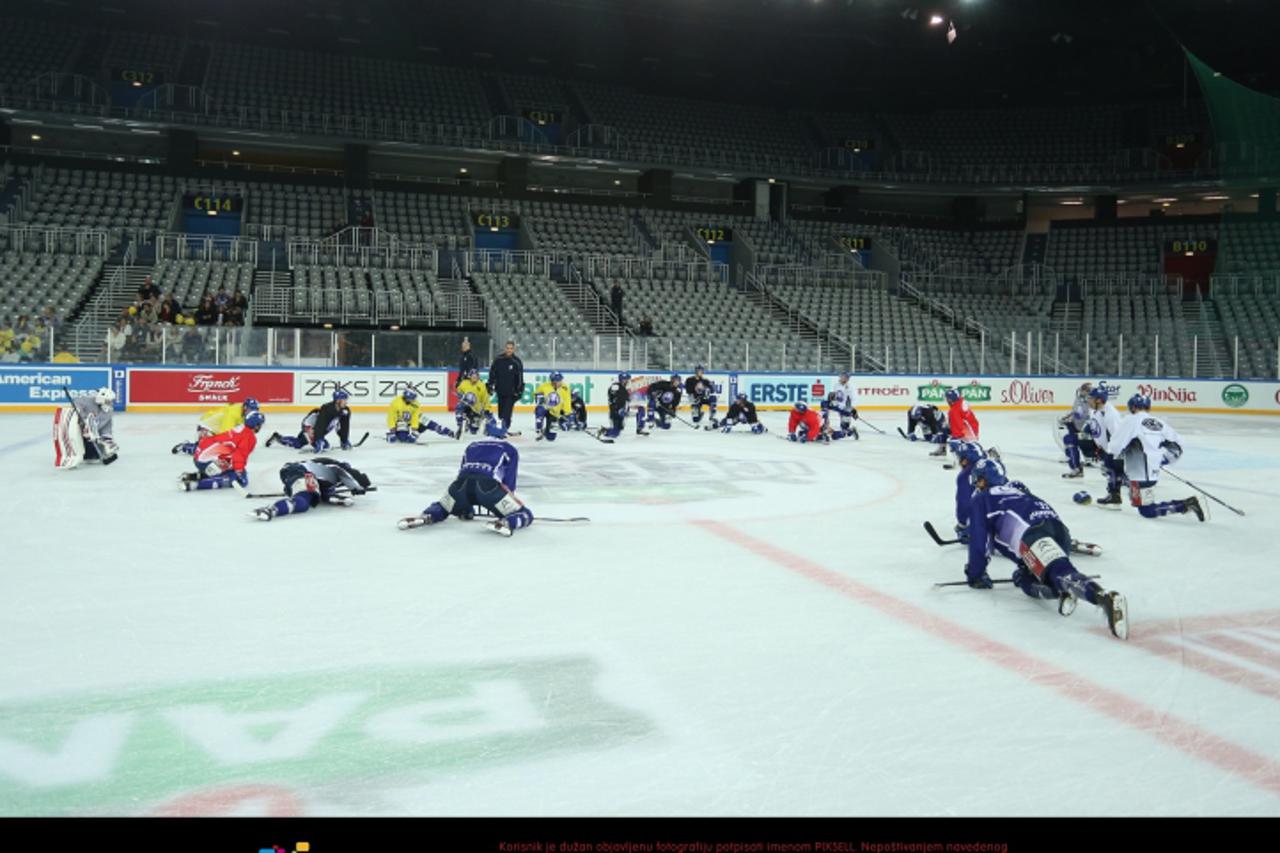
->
0;657;653;815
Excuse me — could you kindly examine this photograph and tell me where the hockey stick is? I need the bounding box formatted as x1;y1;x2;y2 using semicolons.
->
1161;469;1246;516
855;415;886;435
62;385;116;465
923;520;960;545
583;429;615;444
933;574;1100;589
398;513;588;530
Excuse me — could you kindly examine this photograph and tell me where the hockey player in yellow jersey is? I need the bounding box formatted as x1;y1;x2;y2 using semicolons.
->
430;368;506;441
534;371;573;441
171;398;260;455
387;387;461;443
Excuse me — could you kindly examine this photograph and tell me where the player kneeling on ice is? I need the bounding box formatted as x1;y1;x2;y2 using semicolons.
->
684;366;719;427
252;458;374;521
787;401;853;443
53;387;117;468
964;458;1129;640
950;441;989;544
173;398;259;455
720;393;765;434
534;371;572;441
426;387;505;441
399;439;534;537
646;374;683;430
1090;394;1204;522
269;389;354;451
940;388;979;457
1081;384;1125;507
821;371;859;440
903;403;950;452
1058;382;1100;478
568;389;588;431
599;372;643;439
181;410;265;491
385;388;427;443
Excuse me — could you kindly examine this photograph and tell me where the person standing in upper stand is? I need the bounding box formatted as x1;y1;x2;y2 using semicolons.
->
487;340;524;435
457;337;478;387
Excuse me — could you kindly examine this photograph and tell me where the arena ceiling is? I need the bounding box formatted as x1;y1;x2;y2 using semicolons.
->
27;0;1275;111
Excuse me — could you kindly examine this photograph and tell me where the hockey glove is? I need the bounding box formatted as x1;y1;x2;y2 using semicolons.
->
954;523;971;545
1083;420;1102;438
907;433;918;442
965;565;993;589
314;437;329;452
233;470;249;487
341;440;353;450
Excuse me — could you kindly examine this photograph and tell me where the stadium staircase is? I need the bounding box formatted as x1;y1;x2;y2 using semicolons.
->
1184;300;1233;378
481;75;514;118
630;213;658;253
67;262;153;359
559;264;627;336
1023;233;1048;265
743;271;854;371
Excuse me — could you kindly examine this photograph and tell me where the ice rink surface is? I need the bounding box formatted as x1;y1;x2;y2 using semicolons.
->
2;407;1278;816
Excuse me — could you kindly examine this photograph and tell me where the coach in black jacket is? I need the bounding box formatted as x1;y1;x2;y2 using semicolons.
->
457;337;478;386
488;339;524;432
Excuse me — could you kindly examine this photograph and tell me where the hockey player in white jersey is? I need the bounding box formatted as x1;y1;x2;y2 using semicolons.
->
1059;382;1100;478
821;371;859;440
1104;394;1204;521
52;387;117;468
1082;384;1125;507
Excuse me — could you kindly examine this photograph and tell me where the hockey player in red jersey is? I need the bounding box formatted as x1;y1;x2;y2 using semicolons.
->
785;401;856;443
946;388;979;441
180;411;266;491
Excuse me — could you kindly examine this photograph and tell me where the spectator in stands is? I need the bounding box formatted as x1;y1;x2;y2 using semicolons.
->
224;302;244;327
14;315;32;337
195;295;218;326
157;294;182;325
39;306;60;334
457;337;478;386
137;297;160;327
610;282;624;326
180;325;205;362
104;317;132;359
0;322;15;360
639;316;654;336
214;285;231;312
231;289;249;320
137;275;160;303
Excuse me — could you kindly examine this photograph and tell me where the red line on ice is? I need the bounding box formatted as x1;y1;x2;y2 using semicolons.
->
693;519;1280;800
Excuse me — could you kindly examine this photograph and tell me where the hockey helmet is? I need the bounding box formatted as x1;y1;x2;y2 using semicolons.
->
1127;393;1151;413
242;397;260;412
93;387;116;411
944;388;961;404
794;401;808;412
972;458;1007;488
549;371;564;384
1088;386;1109;404
244;410;267;431
333;389;351;402
402;388;418;403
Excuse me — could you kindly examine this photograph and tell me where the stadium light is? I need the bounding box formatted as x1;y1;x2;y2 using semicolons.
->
459;167;468;174
231;150;241;156
30;134;41;141
930;14;944;26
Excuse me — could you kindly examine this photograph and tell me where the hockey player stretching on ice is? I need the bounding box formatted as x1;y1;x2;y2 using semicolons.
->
269;390;353;451
181;410;265;490
684;366;719;427
904;404;949;445
822;371;859;439
788;401;855;442
1082;385;1125;507
646;374;683;430
600;373;646;438
252;458;374;521
568;390;588;431
942;388;979;457
172;398;259;455
950;441;987;544
399;439;534;537
53;387;118;468
534;371;572;441
386;388;425;443
1103;394;1204;521
720;393;765;433
964;458;1129;640
1059;383;1100;478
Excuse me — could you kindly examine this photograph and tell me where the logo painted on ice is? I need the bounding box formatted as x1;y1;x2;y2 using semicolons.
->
0;659;651;815
1222;384;1249;408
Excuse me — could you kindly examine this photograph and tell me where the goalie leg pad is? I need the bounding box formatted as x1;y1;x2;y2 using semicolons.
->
53;407;86;469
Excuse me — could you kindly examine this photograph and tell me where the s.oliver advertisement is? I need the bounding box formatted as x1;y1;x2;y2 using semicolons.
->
128;369;294;406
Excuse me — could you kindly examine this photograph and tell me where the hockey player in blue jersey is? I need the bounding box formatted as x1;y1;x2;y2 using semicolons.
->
950;441;987;544
684;366;719;427
646;374;683;430
964;458;1129;640
599;372;647;439
720;393;766;433
252;458;375;521
399;439;534;537
1101;394;1204;522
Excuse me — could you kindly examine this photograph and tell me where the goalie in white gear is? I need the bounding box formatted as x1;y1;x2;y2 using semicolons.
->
53;387;117;468
821;371;859;439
